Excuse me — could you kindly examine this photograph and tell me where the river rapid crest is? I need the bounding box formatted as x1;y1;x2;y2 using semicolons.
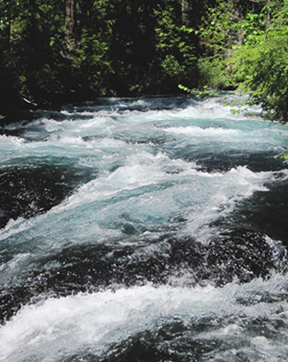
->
1;95;288;361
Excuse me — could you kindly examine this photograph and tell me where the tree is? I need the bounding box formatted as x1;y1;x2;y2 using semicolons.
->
0;0;22;110
152;0;199;92
0;0;245;111
65;0;74;40
231;2;288;123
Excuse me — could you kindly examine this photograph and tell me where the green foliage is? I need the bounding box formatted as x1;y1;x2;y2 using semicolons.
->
0;0;210;108
161;54;185;78
274;150;288;163
178;84;220;99
179;1;271;93
1;0;288;125
179;0;288;125
197;56;233;89
229;3;288;123
153;2;198;90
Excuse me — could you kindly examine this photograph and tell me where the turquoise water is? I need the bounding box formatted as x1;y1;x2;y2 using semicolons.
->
1;95;288;361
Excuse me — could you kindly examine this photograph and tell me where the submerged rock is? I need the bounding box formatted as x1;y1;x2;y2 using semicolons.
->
0;230;279;324
0;163;96;229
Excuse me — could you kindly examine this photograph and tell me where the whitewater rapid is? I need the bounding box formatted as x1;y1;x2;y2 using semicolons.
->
1;94;288;361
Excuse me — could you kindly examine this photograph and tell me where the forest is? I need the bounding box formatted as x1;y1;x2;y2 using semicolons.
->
1;0;288;123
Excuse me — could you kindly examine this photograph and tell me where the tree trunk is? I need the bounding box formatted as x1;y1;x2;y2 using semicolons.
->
5;19;11;52
65;0;74;40
264;0;270;42
28;0;37;46
181;0;189;23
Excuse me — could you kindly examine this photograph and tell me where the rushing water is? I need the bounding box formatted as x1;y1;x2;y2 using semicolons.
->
1;94;288;361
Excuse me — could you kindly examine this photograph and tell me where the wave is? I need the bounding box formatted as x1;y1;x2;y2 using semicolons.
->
1;275;288;361
2;95;288;361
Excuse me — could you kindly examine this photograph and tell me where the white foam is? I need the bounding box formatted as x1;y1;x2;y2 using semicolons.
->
0;134;25;159
1;276;288;361
51;161;278;244
184;166;273;242
0;217;34;242
2;95;288;361
56;151;178;210
165;125;239;137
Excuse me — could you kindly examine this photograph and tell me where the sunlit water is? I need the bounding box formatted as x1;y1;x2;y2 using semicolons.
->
1;95;288;361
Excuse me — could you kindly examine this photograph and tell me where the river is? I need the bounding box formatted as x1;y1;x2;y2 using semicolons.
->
1;94;288;361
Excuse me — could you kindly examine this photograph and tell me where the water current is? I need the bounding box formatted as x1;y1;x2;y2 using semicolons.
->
1;94;288;361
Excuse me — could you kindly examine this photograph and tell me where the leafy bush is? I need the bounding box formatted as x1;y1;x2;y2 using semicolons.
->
231;4;288;123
